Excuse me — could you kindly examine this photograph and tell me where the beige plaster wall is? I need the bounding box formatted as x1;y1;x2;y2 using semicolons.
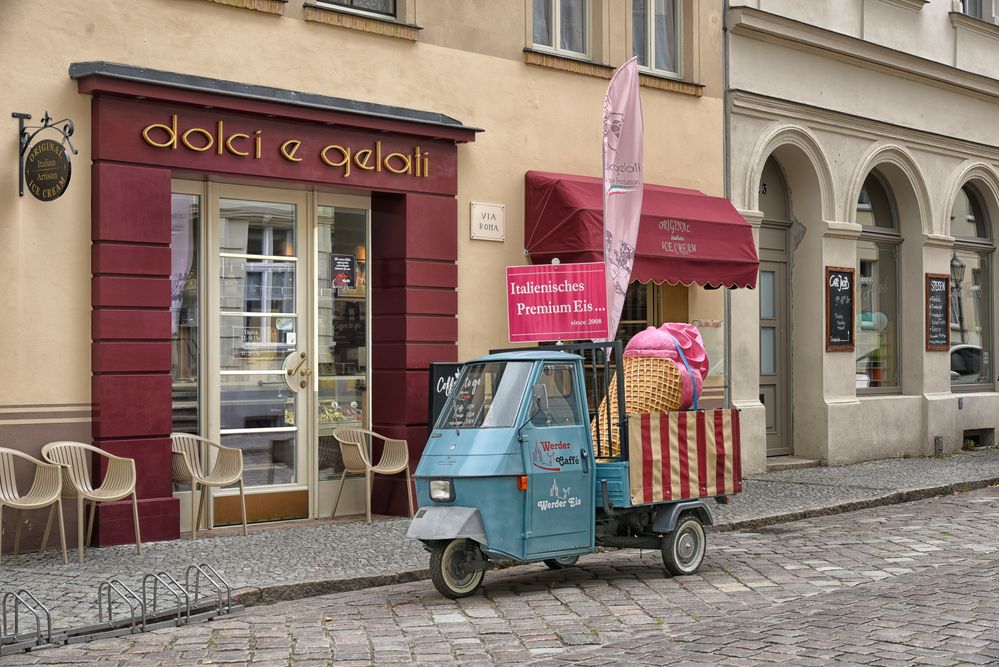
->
0;0;726;419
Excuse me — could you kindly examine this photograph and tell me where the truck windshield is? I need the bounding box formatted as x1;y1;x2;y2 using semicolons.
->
438;361;532;429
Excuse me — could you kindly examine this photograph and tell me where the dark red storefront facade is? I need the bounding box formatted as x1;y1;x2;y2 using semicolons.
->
74;63;478;545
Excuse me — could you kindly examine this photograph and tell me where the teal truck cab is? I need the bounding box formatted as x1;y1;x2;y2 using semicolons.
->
407;342;741;598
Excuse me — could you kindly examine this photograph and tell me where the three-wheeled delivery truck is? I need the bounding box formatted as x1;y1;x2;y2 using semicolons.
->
407;342;741;598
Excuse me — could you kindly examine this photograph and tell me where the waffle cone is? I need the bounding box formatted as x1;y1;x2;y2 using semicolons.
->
591;356;683;457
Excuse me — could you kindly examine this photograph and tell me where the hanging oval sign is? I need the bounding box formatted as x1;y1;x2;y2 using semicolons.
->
24;138;72;202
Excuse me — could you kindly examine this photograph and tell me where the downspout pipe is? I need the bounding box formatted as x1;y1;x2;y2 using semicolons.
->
722;0;732;408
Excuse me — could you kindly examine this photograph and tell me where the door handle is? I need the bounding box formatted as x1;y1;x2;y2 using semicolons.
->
288;352;307;376
282;351;309;392
580;448;589;474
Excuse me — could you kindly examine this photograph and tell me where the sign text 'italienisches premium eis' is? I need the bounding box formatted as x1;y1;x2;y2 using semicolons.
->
141;114;432;179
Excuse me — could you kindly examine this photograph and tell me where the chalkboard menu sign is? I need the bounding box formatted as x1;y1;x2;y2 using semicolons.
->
826;267;855;351
925;273;950;351
428;363;462;428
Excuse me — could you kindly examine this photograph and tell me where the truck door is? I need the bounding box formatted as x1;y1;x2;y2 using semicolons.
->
525;361;594;557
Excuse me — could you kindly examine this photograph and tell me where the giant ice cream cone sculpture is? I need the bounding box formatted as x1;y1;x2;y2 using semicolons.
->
591;324;708;457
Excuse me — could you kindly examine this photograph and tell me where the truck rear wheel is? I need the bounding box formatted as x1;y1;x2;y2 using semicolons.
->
429;538;485;599
661;514;705;576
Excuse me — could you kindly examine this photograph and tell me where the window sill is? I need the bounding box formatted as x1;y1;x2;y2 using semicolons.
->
949;11;999;39
203;0;287;15
876;0;927;12
637;71;703;97
523;49;703;97
304;2;421;41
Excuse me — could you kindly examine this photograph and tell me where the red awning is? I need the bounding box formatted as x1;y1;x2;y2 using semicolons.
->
525;171;758;289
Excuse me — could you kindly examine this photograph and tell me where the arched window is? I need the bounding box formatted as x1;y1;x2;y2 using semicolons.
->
950;184;993;389
856;171;900;392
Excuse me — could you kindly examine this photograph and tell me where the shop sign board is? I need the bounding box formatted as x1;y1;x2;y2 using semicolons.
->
330;253;357;288
91;97;460;196
428;362;462;427
506;262;607;342
24;138;71;201
825;266;855;351
470;202;505;241
925;273;950;351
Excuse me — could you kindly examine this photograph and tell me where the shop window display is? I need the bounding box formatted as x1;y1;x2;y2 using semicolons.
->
317;206;370;480
950;185;993;388
855;172;901;391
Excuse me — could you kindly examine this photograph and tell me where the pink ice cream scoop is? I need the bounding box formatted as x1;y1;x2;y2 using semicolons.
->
624;323;709;409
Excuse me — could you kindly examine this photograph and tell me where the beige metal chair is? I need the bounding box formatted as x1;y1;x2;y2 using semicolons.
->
330;427;414;524
0;448;68;565
171;433;247;540
41;441;140;563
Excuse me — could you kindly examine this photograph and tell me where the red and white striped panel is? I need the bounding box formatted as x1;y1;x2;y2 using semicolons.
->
627;409;742;506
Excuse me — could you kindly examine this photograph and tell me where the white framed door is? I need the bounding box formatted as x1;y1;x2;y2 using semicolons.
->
170;181;372;528
208;183;313;524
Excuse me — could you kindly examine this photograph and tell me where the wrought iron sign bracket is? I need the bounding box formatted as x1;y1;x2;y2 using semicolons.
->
12;111;78;197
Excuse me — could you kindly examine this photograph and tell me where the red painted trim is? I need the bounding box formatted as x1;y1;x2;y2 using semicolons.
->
641;414;653;504
696;410;708;497
92;310;171;341
93;243;171;276
660;413;672;501
371;315;457;343
92;374;172;439
371;260;458;289
93;497;180;546
93;276;171;308
372;288;457;316
677;412;690;499
93;342;172;373
714;410;726;495
96;438;174;498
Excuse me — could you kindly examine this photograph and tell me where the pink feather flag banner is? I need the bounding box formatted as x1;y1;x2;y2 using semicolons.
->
602;56;645;341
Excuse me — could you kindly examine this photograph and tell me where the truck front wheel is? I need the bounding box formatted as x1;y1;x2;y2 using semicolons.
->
429;538;485;598
661;514;706;576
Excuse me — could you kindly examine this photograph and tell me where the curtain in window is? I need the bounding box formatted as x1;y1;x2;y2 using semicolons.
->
633;2;648;66
633;1;678;73
534;0;553;47
654;0;677;73
560;0;586;53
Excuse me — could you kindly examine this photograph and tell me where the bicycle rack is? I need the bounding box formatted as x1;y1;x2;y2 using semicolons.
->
186;563;233;615
0;590;51;651
0;561;242;655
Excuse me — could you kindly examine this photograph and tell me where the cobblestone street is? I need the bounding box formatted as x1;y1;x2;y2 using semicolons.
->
7;485;997;666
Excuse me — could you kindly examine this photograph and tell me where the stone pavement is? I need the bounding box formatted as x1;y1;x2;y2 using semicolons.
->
0;447;997;638
8;480;999;664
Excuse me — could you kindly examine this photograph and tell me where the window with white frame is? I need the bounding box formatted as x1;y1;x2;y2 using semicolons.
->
633;0;679;75
950;184;994;389
855;172;902;393
318;0;395;18
533;0;590;58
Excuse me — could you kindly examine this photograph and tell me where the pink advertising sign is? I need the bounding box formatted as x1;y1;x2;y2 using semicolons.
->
507;262;608;342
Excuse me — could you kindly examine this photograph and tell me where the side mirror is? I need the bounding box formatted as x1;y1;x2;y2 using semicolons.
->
531;383;549;413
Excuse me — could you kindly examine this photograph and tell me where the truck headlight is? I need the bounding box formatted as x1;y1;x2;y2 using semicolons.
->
429;479;454;502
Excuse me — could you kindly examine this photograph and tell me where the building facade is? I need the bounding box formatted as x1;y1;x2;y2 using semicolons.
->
727;0;999;472
2;0;742;547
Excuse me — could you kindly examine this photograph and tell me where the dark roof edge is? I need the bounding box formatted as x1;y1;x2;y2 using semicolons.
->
69;62;483;134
